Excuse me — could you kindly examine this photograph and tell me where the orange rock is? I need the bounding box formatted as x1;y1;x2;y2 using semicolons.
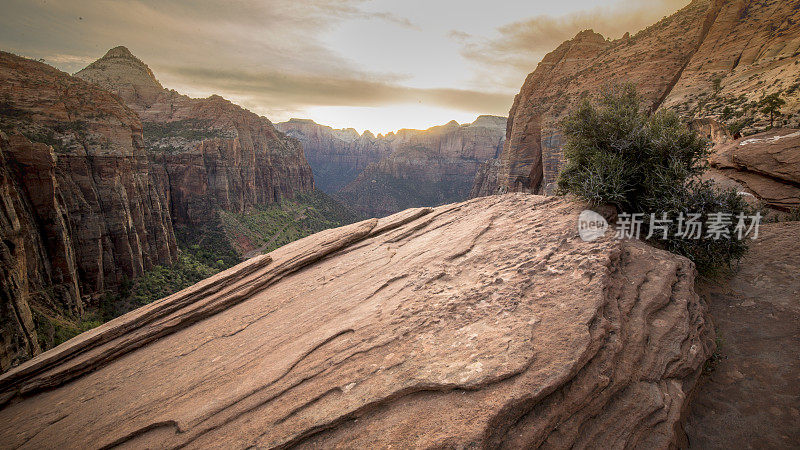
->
0;195;713;448
76;47;315;225
476;0;800;196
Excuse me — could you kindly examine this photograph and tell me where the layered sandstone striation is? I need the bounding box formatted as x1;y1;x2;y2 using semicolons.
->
336;116;505;217
475;0;800;196
76;47;314;225
705;128;800;210
0;51;178;368
0;194;713;448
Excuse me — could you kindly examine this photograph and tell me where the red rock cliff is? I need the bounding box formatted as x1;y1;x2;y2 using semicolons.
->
475;0;800;195
0;52;178;369
76;47;315;226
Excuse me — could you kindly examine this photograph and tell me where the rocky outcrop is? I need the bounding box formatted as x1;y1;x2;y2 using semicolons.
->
476;0;800;196
275;119;392;194
0;51;178;368
685;222;800;448
661;0;800;122
0;133;44;371
337;116;505;217
705;128;800;210
0;194;713;448
76;47;314;225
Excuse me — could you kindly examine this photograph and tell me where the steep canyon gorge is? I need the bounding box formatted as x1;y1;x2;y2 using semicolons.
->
0;48;314;369
279;115;506;218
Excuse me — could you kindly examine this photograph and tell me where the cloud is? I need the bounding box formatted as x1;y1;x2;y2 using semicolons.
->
0;0;687;128
459;0;689;89
166;65;510;115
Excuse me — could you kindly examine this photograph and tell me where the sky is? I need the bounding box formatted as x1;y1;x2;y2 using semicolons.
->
0;0;689;134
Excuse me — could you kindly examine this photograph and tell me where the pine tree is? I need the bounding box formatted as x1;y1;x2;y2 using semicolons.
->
759;92;786;128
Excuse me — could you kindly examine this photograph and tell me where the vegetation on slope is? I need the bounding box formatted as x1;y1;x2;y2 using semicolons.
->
35;190;358;348
337;167;473;218
557;84;755;273
220;190;361;255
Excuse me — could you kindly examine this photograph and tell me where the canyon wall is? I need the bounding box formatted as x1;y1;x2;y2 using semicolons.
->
76;47;315;226
278;115;505;217
0;47;316;370
0;51;178;369
474;0;800;196
275;119;392;194
334;116;505;217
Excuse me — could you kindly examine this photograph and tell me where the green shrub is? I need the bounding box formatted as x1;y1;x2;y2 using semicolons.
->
558;84;708;212
557;84;753;273
653;180;752;274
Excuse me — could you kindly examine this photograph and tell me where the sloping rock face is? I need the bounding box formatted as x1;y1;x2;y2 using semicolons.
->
0;51;178;368
275;119;392;194
661;0;800;122
476;0;800;196
76;47;314;225
0;134;45;370
705;128;800;210
0;194;713;448
336;117;505;217
685;222;800;448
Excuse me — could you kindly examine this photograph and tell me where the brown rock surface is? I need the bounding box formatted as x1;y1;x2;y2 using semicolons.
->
707;128;800;210
0;194;713;448
0;133;44;371
476;0;800;196
0;51;179;365
684;222;800;448
661;0;800;123
76;47;314;225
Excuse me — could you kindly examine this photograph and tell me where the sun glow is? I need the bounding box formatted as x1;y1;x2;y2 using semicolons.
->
301;104;488;135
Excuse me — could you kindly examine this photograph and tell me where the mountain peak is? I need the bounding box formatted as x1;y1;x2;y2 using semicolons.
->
101;45;136;60
75;46;163;107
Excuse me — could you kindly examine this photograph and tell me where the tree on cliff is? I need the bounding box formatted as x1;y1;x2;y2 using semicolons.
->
758;92;785;128
557;84;753;273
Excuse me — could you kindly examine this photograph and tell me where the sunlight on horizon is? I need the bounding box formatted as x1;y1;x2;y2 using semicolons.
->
298;104;494;136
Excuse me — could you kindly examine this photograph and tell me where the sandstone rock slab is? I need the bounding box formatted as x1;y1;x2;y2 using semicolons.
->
0;195;713;448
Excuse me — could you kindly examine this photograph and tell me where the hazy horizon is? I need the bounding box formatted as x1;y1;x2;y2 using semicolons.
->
1;0;689;134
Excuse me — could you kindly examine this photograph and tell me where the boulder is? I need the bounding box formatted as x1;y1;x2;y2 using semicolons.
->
0;194;713;448
706;128;800;210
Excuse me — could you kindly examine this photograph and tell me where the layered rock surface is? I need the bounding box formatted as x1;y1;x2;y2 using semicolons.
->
705;128;800;210
0;194;713;448
335;116;505;217
475;0;800;196
76;47;314;225
0;51;178;368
